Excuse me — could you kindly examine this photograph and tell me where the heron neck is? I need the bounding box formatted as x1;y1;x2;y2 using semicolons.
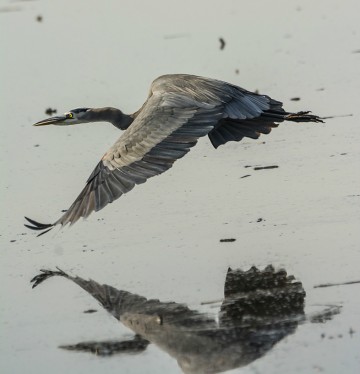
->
91;107;133;130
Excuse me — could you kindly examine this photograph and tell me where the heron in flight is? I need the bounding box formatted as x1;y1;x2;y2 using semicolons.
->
25;74;323;235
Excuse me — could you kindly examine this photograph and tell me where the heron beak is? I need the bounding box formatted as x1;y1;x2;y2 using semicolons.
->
33;115;67;126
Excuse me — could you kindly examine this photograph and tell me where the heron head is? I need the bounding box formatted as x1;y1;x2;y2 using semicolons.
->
33;108;91;126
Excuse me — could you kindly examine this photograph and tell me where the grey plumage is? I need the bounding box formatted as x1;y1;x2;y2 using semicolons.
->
25;74;323;235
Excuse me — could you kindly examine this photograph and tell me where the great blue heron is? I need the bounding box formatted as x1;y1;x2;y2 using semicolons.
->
25;74;323;235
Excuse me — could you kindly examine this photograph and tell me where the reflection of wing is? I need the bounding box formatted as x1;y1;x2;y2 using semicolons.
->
30;266;309;373
25;74;321;235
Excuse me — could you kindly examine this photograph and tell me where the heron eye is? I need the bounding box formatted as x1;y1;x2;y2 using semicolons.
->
67;113;74;119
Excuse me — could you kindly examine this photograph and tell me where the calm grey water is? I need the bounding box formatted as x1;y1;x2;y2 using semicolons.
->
1;0;360;373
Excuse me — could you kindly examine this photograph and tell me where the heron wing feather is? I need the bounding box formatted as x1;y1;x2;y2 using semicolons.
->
151;74;286;148
53;91;224;227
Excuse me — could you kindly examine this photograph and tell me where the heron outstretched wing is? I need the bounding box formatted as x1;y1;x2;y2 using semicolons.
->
25;74;321;235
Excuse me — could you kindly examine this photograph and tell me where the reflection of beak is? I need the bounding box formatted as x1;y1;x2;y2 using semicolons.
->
33;115;67;126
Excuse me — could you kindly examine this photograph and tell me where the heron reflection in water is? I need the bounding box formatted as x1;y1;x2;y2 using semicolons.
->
25;74;323;235
31;266;339;373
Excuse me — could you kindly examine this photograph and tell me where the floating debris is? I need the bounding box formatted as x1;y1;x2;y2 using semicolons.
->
45;107;57;115
321;113;353;120
253;165;279;170
290;97;301;101
314;279;360;288
235;69;239;75
219;37;226;50
220;238;236;243
36;15;42;22
83;309;97;314
240;174;251;179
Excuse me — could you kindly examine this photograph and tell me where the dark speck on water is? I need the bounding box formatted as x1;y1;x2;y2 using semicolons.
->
219;37;226;50
83;309;98;314
10;240;16;243
36;15;43;22
254;165;279;170
314;279;360;288
45;107;57;115
220;238;236;243
290;97;301;101
241;174;251;179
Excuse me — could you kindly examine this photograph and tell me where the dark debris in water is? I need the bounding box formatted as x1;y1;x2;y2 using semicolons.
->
321;113;352;120
220;238;236;243
253;165;279;170
83;309;98;314
290;97;301;101
314;279;360;288
219;37;226;50
45;107;57;115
